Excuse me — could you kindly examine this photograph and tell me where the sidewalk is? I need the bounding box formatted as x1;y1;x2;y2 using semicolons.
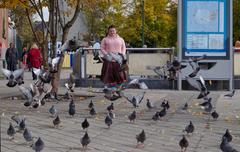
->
0;73;240;151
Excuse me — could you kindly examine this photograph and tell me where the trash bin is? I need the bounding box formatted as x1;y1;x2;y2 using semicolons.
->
70;52;74;67
72;51;81;78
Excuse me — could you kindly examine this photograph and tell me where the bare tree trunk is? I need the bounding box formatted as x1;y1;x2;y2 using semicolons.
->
51;0;81;95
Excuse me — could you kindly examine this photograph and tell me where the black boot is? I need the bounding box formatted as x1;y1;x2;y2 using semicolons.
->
54;92;60;101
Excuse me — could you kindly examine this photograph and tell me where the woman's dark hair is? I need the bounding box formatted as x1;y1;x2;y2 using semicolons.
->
108;25;115;30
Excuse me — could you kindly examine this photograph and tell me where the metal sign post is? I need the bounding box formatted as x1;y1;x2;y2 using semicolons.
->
178;0;233;90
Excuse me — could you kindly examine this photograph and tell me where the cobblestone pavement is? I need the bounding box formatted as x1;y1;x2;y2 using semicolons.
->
1;80;240;152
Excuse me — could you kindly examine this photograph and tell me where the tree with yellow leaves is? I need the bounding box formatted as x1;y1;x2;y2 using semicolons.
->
1;0;83;98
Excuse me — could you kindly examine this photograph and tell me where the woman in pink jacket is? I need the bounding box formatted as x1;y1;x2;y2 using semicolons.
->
100;25;127;90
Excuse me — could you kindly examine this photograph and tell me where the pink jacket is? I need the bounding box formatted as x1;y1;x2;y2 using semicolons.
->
101;35;126;55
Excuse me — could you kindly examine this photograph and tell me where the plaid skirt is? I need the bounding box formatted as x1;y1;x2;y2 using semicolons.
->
101;60;127;85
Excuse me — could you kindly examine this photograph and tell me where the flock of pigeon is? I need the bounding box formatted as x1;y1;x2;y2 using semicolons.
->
4;56;61;151
2;44;239;152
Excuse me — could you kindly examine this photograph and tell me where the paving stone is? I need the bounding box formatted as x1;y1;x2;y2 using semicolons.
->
0;77;240;151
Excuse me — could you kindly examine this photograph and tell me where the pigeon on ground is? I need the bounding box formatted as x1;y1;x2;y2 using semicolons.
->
49;105;57;117
224;90;235;98
19;118;26;132
108;111;115;119
220;136;238;152
82;118;89;130
211;110;219;120
136;130;146;147
105;115;112;128
107;103;114;112
53;115;61;128
81;132;91;150
146;99;154;109
161;100;170;110
159;107;167;119
223;129;232;142
11;115;22;125
2;68;24;87
7;122;16;140
182;102;188;110
184;121;194;135
152;111;160;121
179;135;189;152
122;91;146;108
69;99;76;117
204;102;213;113
88;100;94;109
23;128;33;142
32;137;44;152
89;107;96;116
128;111;136;122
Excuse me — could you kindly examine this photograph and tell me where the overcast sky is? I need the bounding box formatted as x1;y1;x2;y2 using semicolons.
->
33;7;49;22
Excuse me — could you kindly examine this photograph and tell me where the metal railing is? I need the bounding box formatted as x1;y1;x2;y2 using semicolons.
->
76;47;175;79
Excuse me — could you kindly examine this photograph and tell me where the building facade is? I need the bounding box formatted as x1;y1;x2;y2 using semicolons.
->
58;0;88;46
0;8;9;59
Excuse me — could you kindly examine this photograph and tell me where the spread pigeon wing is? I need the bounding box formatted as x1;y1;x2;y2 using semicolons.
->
52;57;60;66
189;61;198;70
186;77;202;91
65;83;69;90
122;92;134;103
33;68;42;76
1;68;12;78
110;52;123;64
135;92;145;104
199;75;205;87
129;79;139;85
19;86;33;101
140;82;148;89
13;69;24;79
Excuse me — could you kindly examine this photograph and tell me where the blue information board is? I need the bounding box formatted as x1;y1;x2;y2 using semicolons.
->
182;0;230;59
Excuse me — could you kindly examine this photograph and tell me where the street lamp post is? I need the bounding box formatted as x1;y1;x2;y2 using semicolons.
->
141;0;145;47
